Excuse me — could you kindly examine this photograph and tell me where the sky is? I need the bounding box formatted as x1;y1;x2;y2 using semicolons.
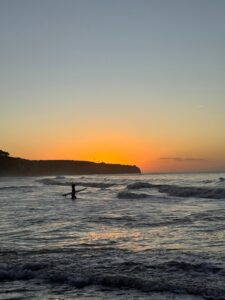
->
1;0;225;172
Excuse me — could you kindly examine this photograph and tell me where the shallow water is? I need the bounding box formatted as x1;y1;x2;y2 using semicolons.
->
1;173;225;299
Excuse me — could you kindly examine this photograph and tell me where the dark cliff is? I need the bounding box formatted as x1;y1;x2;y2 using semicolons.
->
0;156;141;176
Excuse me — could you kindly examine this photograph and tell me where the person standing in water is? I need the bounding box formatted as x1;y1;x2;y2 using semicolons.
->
63;184;86;199
71;183;76;199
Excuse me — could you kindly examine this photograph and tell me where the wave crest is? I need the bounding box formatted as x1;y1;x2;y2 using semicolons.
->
37;178;115;188
126;181;225;199
127;182;154;189
158;185;225;199
1;258;225;299
117;191;149;199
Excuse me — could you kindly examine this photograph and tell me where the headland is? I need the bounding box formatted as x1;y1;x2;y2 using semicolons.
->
0;154;141;176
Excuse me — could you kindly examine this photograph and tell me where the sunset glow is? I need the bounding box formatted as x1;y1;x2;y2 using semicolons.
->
1;1;225;172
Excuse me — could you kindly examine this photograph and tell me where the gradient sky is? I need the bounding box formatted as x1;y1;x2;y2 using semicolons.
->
1;0;225;172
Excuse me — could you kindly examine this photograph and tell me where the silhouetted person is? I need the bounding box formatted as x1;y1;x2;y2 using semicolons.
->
71;183;76;199
63;184;87;199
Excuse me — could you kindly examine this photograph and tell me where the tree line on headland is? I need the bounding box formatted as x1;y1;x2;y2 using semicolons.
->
0;150;141;176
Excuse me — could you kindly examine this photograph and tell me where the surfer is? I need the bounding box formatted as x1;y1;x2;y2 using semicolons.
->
71;183;76;199
63;183;87;199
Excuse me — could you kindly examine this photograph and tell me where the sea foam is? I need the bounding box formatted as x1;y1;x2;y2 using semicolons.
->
126;181;225;199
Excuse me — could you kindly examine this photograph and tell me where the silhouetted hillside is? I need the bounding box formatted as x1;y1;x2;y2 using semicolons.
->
0;156;141;176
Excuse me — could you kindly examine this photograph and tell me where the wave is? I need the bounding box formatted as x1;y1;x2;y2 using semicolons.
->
154;259;222;274
54;176;66;180
37;178;115;188
117;191;149;199
76;182;116;188
201;179;214;184
93;214;192;228
37;178;70;186
127;182;154;189
157;185;225;199
1;256;225;299
126;181;225;199
0;185;34;191
200;177;225;184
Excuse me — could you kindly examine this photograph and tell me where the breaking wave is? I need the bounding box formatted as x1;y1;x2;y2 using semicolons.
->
157;185;225;199
1;252;225;299
37;178;225;199
126;181;225;199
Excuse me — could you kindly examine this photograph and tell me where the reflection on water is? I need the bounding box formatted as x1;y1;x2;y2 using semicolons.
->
80;227;141;249
1;173;225;299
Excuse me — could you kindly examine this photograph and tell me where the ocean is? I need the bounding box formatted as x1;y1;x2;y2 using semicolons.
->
1;173;225;300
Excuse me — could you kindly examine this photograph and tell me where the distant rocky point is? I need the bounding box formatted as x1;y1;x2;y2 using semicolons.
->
0;150;141;176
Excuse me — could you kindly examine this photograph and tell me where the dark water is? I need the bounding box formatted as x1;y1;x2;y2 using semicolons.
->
1;173;225;299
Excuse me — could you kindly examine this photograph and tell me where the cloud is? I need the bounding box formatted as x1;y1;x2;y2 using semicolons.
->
160;157;207;162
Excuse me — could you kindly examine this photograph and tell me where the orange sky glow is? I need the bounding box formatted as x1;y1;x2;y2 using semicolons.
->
6;132;225;173
1;1;225;173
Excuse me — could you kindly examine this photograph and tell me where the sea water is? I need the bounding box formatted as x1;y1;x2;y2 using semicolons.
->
1;173;225;299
